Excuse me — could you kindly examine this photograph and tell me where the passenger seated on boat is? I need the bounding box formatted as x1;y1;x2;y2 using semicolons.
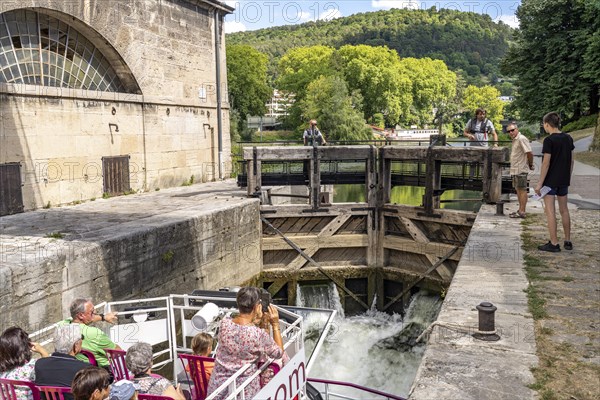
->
71;366;110;400
206;287;284;400
60;298;121;370
35;325;89;400
187;333;214;382
109;379;139;400
0;326;49;400
125;342;185;400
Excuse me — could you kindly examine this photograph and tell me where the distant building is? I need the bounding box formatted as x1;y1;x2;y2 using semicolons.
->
499;96;514;102
247;116;281;131
266;90;294;118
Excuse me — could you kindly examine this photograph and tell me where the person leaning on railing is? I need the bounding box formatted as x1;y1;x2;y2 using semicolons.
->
59;298;121;371
206;287;284;400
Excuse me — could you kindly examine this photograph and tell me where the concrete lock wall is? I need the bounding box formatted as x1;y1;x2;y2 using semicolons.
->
0;199;261;331
0;0;231;210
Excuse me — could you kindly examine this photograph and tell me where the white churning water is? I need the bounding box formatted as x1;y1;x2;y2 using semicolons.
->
297;283;442;397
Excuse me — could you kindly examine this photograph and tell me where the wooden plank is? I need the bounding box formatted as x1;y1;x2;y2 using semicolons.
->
263;234;368;250
381;146;507;163
266;279;289;297
399;217;453;281
260;216;369;310
383;235;463;261
366;146;378;267
319;146;373;160
317;213;352;237
383;204;476;226
382;244;462;311
243;146;313;160
382;147;428;160
341;216;367;234
287;245;319;270
260;204;368;218
243;145;376;161
310;148;320;207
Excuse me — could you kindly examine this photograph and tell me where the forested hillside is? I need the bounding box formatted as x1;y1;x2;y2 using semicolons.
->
227;7;514;83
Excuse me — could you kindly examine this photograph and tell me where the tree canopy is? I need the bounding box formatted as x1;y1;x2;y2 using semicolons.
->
462;85;504;126
502;0;600;123
277;44;458;128
227;7;514;84
297;75;372;141
226;44;271;131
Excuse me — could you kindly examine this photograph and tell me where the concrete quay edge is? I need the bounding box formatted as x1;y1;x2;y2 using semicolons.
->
409;204;538;400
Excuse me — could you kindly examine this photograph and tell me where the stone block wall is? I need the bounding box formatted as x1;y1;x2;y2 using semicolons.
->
0;198;261;332
0;0;232;211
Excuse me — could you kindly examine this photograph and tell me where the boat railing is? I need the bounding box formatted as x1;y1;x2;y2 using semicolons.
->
308;378;407;400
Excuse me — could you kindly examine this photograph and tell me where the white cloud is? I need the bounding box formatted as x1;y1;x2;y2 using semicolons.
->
319;8;342;21
224;20;247;33
496;14;520;29
371;0;420;10
223;0;238;8
299;11;312;22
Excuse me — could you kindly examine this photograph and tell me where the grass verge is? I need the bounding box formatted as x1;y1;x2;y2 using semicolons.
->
574;151;600;169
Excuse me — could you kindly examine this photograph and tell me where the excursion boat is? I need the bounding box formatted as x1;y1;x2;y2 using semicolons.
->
29;291;406;400
388;129;439;140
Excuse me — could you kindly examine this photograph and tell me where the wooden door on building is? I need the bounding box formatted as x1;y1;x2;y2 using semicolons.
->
102;155;130;196
0;163;24;216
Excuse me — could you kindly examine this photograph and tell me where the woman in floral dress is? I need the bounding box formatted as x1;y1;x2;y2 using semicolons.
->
207;287;284;400
0;327;49;400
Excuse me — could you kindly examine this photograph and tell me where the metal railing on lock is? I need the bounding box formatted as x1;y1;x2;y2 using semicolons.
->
308;378;407;400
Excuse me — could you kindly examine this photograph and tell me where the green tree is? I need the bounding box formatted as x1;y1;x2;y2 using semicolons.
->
276;45;335;99
502;0;600;122
297;75;372;141
335;45;412;126
228;8;513;87
226;45;271;132
399;57;457;126
462;85;504;126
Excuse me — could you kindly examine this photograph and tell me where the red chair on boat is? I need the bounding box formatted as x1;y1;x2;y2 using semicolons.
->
177;354;215;400
78;349;98;366
105;349;132;381
137;395;173;400
36;386;71;400
0;378;40;400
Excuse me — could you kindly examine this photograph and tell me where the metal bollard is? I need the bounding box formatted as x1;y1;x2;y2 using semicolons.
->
473;301;500;341
496;201;505;215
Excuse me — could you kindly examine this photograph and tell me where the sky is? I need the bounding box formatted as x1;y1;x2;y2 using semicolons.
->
223;0;522;33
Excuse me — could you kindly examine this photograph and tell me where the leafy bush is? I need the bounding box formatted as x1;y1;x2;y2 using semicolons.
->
563;114;598;132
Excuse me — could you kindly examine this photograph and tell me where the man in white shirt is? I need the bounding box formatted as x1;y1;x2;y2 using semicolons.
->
507;123;534;218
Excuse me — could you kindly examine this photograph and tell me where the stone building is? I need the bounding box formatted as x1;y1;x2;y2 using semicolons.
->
0;0;233;215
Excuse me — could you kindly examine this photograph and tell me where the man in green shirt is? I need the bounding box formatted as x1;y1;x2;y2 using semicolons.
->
61;298;121;368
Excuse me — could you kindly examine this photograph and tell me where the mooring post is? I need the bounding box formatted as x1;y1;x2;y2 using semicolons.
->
473;301;501;341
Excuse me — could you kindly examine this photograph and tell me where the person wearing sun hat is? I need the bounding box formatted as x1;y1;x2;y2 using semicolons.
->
109;380;139;400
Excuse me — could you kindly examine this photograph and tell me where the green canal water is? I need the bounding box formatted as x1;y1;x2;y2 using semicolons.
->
333;184;482;212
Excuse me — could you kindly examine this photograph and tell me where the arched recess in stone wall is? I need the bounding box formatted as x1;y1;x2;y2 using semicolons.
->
0;8;141;94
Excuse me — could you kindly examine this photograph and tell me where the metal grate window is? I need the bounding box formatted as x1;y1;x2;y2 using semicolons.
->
102;155;130;196
0;9;126;91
